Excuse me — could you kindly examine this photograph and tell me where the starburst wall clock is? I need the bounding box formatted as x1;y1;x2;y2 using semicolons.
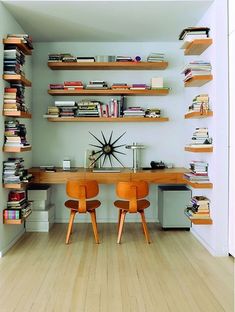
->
89;131;126;167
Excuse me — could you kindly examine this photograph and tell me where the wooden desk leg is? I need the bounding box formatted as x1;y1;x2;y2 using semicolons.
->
90;210;99;244
66;210;76;244
139;211;151;244
117;210;127;244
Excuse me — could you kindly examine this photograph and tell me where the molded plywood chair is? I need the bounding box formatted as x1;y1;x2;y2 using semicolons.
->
65;180;100;244
114;181;151;244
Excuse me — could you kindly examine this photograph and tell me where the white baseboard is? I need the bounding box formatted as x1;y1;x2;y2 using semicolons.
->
191;228;228;257
0;228;25;257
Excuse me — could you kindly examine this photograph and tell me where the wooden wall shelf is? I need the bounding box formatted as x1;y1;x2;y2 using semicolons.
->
48;89;169;96
184;111;213;119
3;182;29;189
3;210;32;224
184;146;213;153
184;75;213;87
184;180;213;189
3;38;33;55
184;39;213;56
3;146;32;153
48;61;168;70
3;74;32;87
47;117;169;122
184;211;213;224
3;111;32;118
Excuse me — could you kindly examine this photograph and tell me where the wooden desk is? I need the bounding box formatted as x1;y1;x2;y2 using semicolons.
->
29;167;188;185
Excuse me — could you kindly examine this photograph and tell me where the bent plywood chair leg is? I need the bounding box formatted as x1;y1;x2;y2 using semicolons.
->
66;210;76;244
90;210;99;244
140;210;151;243
117;211;127;244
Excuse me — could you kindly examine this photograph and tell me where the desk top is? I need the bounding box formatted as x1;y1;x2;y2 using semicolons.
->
29;167;189;185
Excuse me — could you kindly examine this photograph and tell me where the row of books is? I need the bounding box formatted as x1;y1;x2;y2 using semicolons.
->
3;157;32;184
4;205;31;220
4;120;31;148
186;127;213;147
48;53;165;63
181;61;212;82
185;196;211;219
179;27;210;49
188;94;210;113
184;161;210;183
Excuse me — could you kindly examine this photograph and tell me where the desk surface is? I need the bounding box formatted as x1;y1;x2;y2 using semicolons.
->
29;167;189;184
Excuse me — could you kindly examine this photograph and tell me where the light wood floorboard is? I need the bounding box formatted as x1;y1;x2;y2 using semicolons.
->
0;223;234;312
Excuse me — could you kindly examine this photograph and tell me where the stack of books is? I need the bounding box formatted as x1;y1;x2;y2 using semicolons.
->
3;87;26;113
179;27;210;49
4;120;30;148
4;46;25;75
4;190;31;220
77;100;102;117
49;83;64;90
116;56;133;62
64;81;84;90
147;53;165;62
54;101;77;118
48;54;65;62
123;107;145;118
188;94;210;113
184;161;210;183
130;83;149;90
77;56;95;62
182;61;212;82
145;108;161;118
3;157;25;184
43;106;60;118
62;54;77;62
185;196;211;219
188;127;212;147
111;83;129;90
86;80;108;89
7;34;33;49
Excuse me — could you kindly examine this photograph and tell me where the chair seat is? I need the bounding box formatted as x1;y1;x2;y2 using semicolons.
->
65;199;101;211
114;199;150;211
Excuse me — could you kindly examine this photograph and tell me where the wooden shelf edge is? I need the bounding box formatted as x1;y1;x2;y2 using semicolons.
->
3;182;30;189
3;38;33;55
184;75;213;87
46;117;169;122
3;74;32;87
3;146;32;153
48;89;169;96
184;146;213;153
184;39;213;56
184;212;213;224
184;111;213;119
184;179;213;189
3;111;32;118
48;61;168;70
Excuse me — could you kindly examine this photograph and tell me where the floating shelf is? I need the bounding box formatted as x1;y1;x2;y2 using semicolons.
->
3;38;33;55
184;39;213;56
3;74;32;87
184;211;213;225
3;111;32;118
48;89;169;96
184;111;213;119
48;61;168;70
46;117;169;122
184;180;213;189
3;182;30;189
184;75;213;87
184;146;213;153
3;146;32;153
3;210;32;225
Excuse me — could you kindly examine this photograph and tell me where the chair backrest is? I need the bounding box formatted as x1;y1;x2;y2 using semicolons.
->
66;180;99;213
116;181;149;213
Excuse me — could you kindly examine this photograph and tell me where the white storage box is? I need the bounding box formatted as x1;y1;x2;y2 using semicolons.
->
26;205;55;232
28;185;51;201
30;199;50;211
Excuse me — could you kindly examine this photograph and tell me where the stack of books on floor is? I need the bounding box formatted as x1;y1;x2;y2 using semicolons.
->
179;27;210;49
43;106;60;118
185;196;211;220
3;157;25;184
184;161;210;183
4;120;31;148
147;53;165;62
3;87;27;113
64;81;84;90
130;84;149;90
7;34;33;49
187;127;212;147
145;108;161;118
77;100;102;117
123;107;145;118
4;190;31;221
55;101;77;118
188;94;210;113
116;56;133;62
182;61;212;82
86;80;108;89
4;45;25;75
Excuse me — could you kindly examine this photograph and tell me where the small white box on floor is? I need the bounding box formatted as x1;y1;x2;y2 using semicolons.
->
26;205;55;232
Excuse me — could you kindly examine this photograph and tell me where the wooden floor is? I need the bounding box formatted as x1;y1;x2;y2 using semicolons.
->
0;223;234;312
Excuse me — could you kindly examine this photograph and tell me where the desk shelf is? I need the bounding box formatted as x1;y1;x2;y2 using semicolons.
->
3;74;32;87
3;38;33;55
3;146;32;153
47;117;169;122
184;146;213;153
48;89;169;96
184;75;213;87
3;111;32;118
184;39;213;56
48;61;168;70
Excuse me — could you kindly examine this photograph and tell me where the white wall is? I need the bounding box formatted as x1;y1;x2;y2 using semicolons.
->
0;2;33;256
183;0;229;256
32;42;185;223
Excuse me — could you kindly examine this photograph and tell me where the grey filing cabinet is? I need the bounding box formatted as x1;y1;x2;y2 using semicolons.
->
158;185;191;229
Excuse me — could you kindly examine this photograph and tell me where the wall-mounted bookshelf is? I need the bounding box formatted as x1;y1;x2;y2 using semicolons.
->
3;111;32;118
184;111;213;119
48;61;168;70
3;74;32;87
3;209;32;224
184;75;213;87
48;89;169;96
3;182;30;189
46;117;169;122
185;180;213;189
184;146;213;153
2;38;33;55
3;146;32;153
184;211;213;225
184;39;213;56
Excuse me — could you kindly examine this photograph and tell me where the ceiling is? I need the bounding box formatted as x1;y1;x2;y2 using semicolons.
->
2;0;214;42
